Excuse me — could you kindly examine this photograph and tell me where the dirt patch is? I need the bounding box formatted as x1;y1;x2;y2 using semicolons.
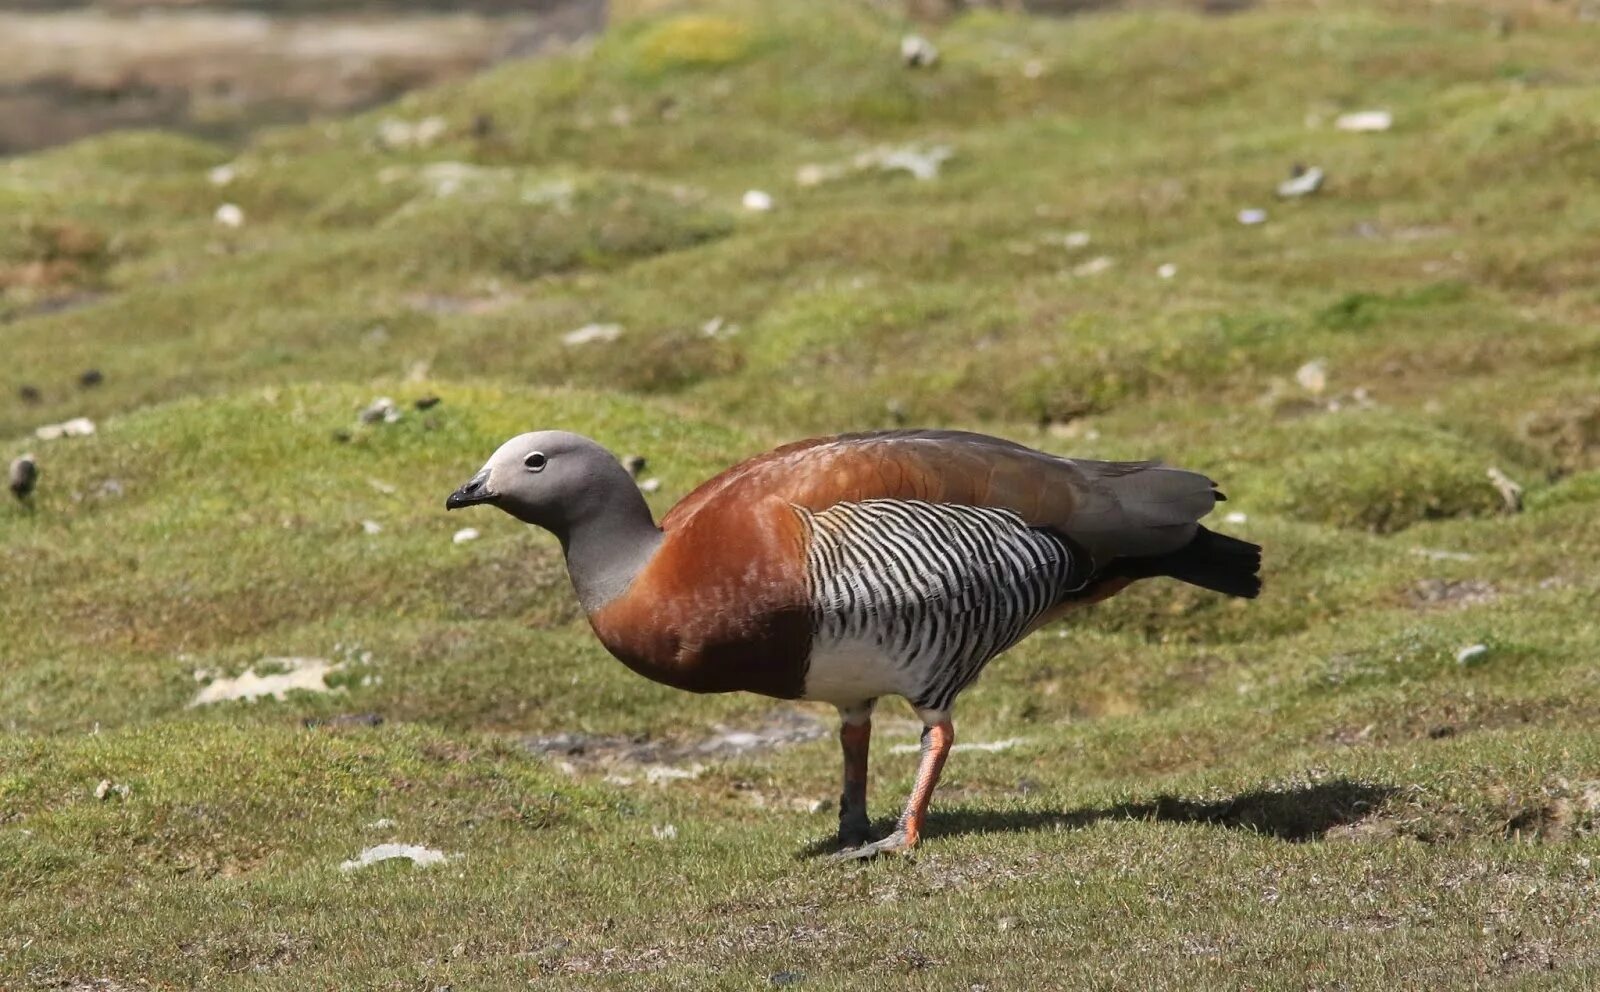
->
0;2;603;154
524;707;829;772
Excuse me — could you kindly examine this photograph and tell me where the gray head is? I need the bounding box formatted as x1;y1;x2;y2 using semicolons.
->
446;431;663;612
445;431;640;532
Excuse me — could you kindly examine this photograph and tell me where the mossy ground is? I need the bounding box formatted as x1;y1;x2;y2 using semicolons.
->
4;1;1600;988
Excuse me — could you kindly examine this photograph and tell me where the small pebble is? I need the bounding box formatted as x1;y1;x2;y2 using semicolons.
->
9;455;38;501
207;164;236;187
1277;165;1325;198
361;520;383;535
1224;511;1248;525
1238;208;1268;226
93;779;130;801
214;203;245;228
1295;359;1329;395
359;397;402;424
639;477;662;494
1157;263;1178;279
1456;643;1489;666
742;190;774;212
900;34;939;68
452;527;480;545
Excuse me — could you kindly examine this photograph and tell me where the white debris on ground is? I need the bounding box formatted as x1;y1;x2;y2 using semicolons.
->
93;779;130;801
416;161;495;197
208;164;237;187
34;417;96;440
1487;466;1524;513
361;520;383;535
889;737;1026;755
1046;230;1091;249
377;115;448;150
900;33;938;68
1456;644;1490;666
1022;59;1046;79
562;322;623;346
644;764;703;784
1412;547;1476;562
339;843;451;871
365;818;397;830
651;823;678;841
796;144;954;186
741;189;774;212
1237;208;1268;225
452;527;480;545
1224;511;1248;525
214;203;244;228
1336;110;1393;133
1277;165;1325;198
638;478;662;494
189;657;343;707
1073;256;1114;277
1295;359;1329;395
359;397;402;424
700;315;739;339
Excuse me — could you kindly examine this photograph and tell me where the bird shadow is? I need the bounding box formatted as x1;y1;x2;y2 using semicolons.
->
799;779;1397;858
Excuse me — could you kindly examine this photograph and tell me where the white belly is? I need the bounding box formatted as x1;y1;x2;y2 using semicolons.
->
800;636;915;706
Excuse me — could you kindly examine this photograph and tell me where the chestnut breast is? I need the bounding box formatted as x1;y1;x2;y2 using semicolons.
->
586;491;813;698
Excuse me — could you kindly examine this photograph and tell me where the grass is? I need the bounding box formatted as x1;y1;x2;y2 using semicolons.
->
4;0;1600;987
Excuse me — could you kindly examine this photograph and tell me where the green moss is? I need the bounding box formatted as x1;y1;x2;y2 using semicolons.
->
1251;416;1507;533
630;14;757;74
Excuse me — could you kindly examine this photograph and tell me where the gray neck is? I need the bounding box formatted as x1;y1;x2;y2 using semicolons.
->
558;485;664;615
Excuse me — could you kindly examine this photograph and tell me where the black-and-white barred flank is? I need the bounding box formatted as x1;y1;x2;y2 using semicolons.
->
796;499;1086;713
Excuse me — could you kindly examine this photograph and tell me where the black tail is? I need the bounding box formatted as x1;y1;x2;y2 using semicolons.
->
1121;525;1262;599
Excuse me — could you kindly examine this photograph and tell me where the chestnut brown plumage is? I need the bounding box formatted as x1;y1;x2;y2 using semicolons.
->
448;429;1261;857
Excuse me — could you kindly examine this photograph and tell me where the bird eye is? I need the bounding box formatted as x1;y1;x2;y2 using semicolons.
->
524;451;547;472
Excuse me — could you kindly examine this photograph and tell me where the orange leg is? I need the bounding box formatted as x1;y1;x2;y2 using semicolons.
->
835;717;954;860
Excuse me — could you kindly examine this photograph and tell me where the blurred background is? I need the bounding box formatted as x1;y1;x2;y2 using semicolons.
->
6;0;1600;987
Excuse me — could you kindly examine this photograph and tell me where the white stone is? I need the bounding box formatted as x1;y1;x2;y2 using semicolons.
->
207;164;236;187
1295;359;1329;395
34;417;96;440
1335;110;1393;133
1157;262;1178;279
452;527;480;545
1237;208;1268;226
361;520;383;535
1456;644;1489;665
741;189;774;212
214;203;244;228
